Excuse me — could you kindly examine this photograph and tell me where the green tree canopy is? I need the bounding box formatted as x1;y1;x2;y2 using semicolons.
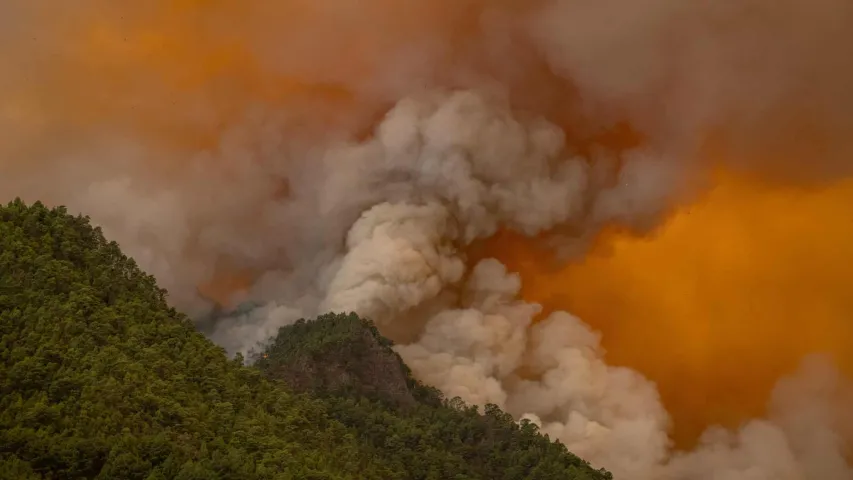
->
0;199;612;480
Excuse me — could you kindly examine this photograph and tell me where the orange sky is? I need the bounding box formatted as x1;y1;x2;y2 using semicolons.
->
478;171;853;446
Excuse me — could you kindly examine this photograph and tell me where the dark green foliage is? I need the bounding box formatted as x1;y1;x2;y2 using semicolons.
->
256;315;613;480
0;199;612;480
253;313;441;408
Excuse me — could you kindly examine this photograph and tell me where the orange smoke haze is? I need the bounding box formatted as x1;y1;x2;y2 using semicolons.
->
477;171;853;446
2;0;587;167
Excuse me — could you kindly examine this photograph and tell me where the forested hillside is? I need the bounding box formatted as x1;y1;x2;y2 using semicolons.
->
0;199;612;480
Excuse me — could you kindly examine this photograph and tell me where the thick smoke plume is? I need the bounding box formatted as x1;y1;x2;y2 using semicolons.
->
2;1;853;479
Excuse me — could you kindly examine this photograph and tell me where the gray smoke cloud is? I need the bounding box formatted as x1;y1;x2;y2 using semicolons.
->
1;1;852;478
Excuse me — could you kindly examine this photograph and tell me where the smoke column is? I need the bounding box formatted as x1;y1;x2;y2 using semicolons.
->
2;1;853;478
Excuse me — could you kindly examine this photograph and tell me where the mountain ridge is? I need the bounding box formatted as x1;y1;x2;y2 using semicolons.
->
0;199;612;480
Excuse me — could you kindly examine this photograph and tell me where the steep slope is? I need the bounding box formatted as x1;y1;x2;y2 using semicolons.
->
0;199;374;479
0;199;612;480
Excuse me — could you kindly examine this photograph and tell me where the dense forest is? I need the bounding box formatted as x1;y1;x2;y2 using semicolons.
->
0;199;613;480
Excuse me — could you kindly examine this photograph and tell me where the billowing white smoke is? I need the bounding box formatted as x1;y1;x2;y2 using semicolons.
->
201;90;853;480
205;88;671;345
2;0;853;479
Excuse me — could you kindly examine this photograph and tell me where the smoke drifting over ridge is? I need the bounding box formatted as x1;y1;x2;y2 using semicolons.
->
2;1;853;478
